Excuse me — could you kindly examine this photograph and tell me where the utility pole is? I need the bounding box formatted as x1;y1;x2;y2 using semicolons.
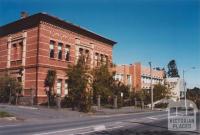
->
182;67;196;115
149;62;153;110
183;70;186;114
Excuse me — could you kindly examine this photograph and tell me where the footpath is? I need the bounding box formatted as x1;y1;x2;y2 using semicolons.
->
0;104;161;124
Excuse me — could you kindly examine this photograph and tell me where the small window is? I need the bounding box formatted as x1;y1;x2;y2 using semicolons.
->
79;48;83;56
105;55;108;64
100;54;103;63
65;45;70;61
56;79;62;95
12;43;17;47
58;43;63;60
64;80;68;95
17;77;22;82
94;53;98;66
49;40;55;58
85;50;90;62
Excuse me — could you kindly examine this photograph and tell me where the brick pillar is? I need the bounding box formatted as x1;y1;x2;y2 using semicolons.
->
90;44;94;68
62;45;65;61
7;37;11;68
22;32;27;66
75;46;79;63
90;49;93;68
22;32;27;94
70;45;75;62
54;42;58;59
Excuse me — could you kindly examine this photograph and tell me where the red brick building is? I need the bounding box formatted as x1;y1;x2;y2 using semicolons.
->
0;13;116;103
114;63;164;91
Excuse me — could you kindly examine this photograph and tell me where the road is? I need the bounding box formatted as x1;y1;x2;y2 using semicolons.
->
0;110;199;135
89;115;200;135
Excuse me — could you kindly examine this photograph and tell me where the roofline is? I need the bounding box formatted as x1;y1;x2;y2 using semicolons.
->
0;13;117;46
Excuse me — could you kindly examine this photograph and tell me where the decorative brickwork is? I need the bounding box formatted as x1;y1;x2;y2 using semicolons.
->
0;13;116;104
114;63;164;92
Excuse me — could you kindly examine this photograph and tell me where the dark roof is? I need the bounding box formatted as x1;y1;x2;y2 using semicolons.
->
0;13;116;45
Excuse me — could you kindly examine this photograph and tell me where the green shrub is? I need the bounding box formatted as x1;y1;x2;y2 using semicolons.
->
61;96;72;108
155;103;168;108
0;75;22;104
0;111;12;118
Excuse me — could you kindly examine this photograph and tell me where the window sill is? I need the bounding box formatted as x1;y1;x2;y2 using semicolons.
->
49;58;72;63
50;58;57;60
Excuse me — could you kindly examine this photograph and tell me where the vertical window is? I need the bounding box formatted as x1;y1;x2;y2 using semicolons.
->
56;79;62;95
49;40;55;58
127;75;132;85
58;43;63;60
18;42;23;60
64;80;68;95
105;55;108;64
115;74;122;81
77;48;84;62
17;77;22;82
85;50;89;59
85;50;90;63
100;54;103;63
102;55;107;65
65;45;70;61
120;74;124;81
94;53;98;66
12;44;17;61
79;48;83;56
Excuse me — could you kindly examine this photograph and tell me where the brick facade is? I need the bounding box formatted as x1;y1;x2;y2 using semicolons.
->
0;13;116;104
114;63;164;92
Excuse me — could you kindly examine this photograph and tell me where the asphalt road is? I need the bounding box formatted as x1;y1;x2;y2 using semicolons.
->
89;115;200;135
0;111;199;135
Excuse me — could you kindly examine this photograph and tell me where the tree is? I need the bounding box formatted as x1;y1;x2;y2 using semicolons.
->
110;80;130;107
187;87;200;109
44;69;56;106
167;60;180;77
67;55;92;112
92;64;114;104
153;83;170;102
93;64;130;107
0;75;22;104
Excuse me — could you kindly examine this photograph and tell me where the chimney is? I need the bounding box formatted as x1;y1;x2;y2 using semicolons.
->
20;12;29;19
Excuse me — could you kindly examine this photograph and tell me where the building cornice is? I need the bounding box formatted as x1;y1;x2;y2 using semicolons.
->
0;13;117;46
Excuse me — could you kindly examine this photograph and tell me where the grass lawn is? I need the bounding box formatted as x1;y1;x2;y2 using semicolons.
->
0;111;12;118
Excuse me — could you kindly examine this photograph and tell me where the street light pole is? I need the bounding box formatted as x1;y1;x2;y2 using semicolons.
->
149;62;153;110
183;70;186;112
182;67;196;115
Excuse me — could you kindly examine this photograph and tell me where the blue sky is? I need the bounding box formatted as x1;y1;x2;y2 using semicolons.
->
0;0;199;88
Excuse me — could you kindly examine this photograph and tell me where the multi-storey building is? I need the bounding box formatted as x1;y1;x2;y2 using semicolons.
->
114;63;165;91
0;13;116;103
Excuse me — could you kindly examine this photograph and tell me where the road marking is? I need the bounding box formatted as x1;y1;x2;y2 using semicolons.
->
78;125;124;135
92;111;165;118
17;106;38;110
33;125;93;135
0;124;20;128
106;125;124;130
114;121;123;124
147;117;158;120
33;123;125;135
93;125;106;131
